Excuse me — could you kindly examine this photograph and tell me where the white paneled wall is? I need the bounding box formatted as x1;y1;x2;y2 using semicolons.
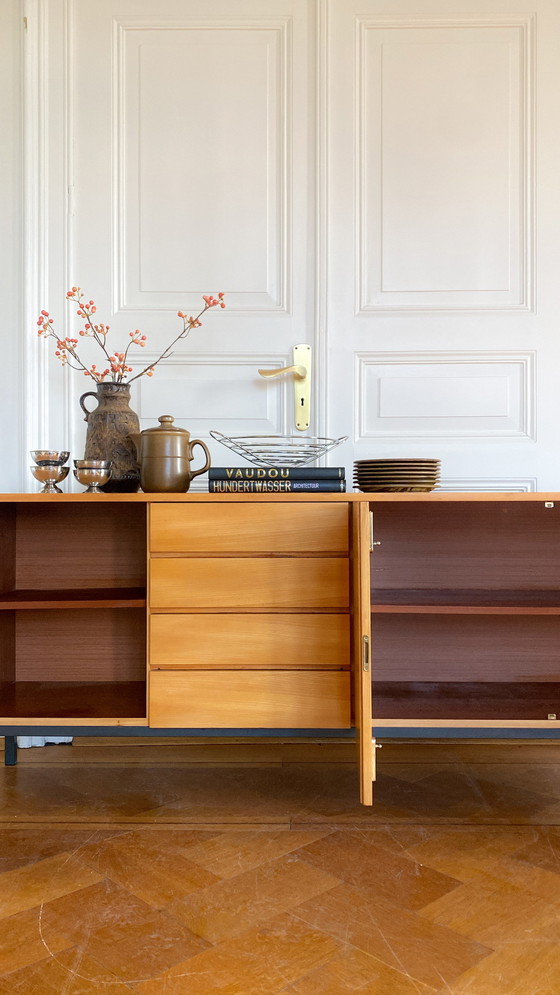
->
4;0;560;492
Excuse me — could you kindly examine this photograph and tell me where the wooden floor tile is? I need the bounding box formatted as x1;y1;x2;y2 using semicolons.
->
71;909;209;983
295;830;461;910
293;882;491;989
0;827;124;873
404;827;539;881
437;940;560;995
452;853;560;905
39;879;209;982
374;769;557;824
166;853;340;943
0;908;71;976
184;829;331;878
473;762;560;800
0;947;129;994
512;826;560;873
131;913;343;995
75;829;220;905
283;946;437;994
420;877;560;947
0;852;102;920
40;878;159;942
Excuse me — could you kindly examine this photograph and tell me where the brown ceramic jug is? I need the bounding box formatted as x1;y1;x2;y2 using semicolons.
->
79;382;140;492
130;415;211;492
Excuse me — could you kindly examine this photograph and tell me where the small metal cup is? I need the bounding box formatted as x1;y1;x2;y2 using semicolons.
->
73;465;112;493
30;450;70;466
30;464;70;493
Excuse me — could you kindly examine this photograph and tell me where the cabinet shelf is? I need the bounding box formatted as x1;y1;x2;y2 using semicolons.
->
371;588;560;614
373;681;560;721
0;681;147;719
0;588;146;610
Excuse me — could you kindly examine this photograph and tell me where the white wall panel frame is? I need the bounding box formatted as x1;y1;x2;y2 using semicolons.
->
112;16;292;314
356;14;535;313
355;350;536;442
132;352;288;435
437;477;536;493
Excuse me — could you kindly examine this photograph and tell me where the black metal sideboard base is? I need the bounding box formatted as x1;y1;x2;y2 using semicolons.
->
4;725;560;766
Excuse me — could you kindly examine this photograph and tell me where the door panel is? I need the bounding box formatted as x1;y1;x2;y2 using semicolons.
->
37;0;317;467
326;1;560;492
352;502;373;805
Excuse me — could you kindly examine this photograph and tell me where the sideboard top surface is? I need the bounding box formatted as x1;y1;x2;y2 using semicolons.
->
0;492;558;504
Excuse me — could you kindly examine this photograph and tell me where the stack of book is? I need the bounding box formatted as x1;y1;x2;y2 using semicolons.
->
208;466;346;492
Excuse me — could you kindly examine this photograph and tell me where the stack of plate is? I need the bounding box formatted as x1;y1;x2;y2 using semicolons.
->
353;458;441;492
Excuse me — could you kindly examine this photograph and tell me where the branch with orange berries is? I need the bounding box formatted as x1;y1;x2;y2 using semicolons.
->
37;289;226;384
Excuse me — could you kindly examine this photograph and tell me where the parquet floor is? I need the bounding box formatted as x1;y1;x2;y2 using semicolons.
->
2;738;560;993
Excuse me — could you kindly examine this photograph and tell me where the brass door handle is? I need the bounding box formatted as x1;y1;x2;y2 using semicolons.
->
258;364;307;380
258;344;312;431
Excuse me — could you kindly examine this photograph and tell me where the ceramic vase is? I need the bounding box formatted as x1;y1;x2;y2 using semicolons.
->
79;382;140;492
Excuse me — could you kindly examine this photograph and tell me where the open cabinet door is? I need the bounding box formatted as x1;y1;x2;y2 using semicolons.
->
352;502;374;805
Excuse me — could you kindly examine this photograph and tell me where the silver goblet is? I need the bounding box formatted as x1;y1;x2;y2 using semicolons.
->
30;464;70;493
73;464;112;493
30;450;70;466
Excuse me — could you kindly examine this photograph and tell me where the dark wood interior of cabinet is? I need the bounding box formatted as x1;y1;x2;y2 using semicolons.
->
371;614;560;683
0;612;15;685
15;503;147;591
373;682;560;721
0;502;148;720
370;501;560;591
0;505;15;594
0;681;146;719
369;502;560;722
15;607;146;681
371;589;560;611
0;589;146;609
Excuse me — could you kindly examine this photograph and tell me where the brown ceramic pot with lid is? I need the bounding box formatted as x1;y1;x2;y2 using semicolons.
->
130;415;211;492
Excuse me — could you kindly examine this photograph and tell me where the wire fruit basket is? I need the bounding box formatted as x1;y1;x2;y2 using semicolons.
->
209;431;347;468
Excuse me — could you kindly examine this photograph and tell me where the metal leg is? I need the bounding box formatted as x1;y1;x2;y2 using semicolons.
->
4;736;17;766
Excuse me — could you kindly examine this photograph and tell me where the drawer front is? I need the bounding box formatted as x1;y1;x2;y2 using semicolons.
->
150;558;349;609
149;670;350;728
150;503;349;553
149;613;350;669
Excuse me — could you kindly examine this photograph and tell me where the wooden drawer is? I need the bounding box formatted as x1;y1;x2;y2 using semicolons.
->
149;613;350;669
149;670;351;728
150;557;349;609
150;503;349;553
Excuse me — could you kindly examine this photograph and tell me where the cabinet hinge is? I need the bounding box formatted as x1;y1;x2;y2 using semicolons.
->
369;511;381;551
372;738;382;780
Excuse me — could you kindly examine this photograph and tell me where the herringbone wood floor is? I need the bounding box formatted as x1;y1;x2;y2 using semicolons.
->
1;738;560;993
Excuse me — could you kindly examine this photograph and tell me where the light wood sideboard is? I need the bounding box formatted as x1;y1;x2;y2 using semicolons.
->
2;491;560;806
